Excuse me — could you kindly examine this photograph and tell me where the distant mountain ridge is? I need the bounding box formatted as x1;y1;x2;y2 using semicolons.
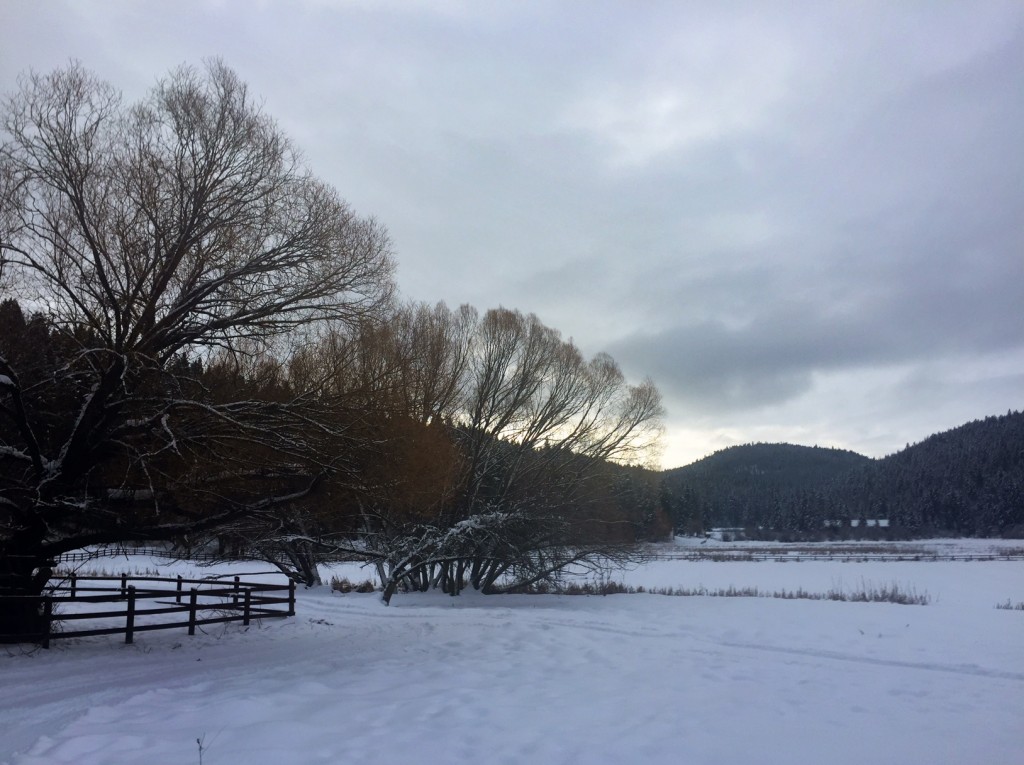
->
660;411;1024;537
665;442;871;487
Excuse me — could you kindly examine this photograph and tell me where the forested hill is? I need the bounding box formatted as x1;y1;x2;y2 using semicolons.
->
661;444;871;534
661;411;1024;537
832;410;1024;536
664;443;870;490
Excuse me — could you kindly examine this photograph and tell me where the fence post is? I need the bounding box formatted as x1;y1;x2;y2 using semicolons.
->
125;586;136;644
188;588;198;636
243;588;252;626
120;572;128;599
288;579;296;616
175;575;183;604
233;575;240;607
69;573;77;600
41;596;53;650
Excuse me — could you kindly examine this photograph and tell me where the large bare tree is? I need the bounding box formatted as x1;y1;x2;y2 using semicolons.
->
378;306;664;603
253;302;474;586
258;302;665;601
0;61;394;636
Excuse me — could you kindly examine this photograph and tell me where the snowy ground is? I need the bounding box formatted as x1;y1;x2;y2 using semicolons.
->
2;546;1023;765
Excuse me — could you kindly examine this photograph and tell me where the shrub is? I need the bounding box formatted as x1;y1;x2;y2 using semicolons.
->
330;576;376;593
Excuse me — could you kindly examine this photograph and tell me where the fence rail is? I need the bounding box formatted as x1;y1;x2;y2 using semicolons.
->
1;574;296;648
55;546;363;564
55;547;261;564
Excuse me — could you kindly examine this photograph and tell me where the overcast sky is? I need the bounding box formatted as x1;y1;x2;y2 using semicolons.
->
2;1;1022;468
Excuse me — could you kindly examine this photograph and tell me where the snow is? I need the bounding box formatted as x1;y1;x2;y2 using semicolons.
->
2;549;1023;765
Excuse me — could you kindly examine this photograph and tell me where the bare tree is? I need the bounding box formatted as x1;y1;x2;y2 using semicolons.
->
0;61;394;637
208;301;664;600
379;307;664;603
265;302;474;584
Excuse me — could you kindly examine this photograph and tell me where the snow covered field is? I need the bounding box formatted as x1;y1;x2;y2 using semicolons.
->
2;546;1022;765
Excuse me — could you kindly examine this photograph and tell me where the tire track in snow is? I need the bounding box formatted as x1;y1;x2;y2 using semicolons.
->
708;640;1024;682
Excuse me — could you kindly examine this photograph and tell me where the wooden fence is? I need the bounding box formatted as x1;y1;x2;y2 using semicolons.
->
55;547;261;564
1;574;295;648
55;546;361;564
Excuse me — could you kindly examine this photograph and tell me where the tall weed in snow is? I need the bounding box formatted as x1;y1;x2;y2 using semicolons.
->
540;580;930;604
995;599;1024;610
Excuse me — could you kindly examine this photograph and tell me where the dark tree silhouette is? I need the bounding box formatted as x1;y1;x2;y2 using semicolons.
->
0;61;394;637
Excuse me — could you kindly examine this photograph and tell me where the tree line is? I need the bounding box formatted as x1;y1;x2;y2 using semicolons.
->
0;61;666;637
661;412;1024;539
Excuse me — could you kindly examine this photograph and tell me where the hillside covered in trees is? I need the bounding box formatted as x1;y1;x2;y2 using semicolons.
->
661;411;1024;538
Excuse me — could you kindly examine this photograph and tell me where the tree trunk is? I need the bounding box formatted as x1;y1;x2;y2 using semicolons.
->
381;576;399;606
481;560;511;594
454;559;468;595
0;536;53;642
296;548;322;587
